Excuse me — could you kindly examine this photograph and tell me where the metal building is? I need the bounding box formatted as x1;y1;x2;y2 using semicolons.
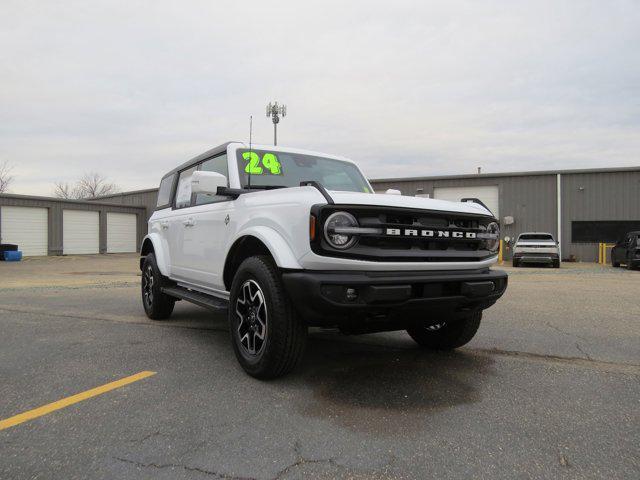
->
370;166;640;262
0;194;146;256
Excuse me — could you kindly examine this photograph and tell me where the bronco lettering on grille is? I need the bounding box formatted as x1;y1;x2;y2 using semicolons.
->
386;228;477;239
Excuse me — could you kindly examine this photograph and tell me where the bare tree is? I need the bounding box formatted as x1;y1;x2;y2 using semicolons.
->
0;161;14;193
75;172;119;198
53;173;119;199
53;181;78;199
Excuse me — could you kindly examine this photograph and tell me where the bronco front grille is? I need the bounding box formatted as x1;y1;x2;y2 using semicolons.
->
311;205;497;262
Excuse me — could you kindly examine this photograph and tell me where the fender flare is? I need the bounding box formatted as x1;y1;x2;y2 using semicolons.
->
227;226;302;270
140;233;171;277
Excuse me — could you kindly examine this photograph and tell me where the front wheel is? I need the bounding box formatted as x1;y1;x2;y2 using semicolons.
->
229;256;307;379
406;312;482;350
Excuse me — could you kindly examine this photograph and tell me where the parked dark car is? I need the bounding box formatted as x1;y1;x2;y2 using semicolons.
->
611;231;640;270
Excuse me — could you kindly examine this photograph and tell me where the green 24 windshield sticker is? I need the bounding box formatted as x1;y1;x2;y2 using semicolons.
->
243;152;283;175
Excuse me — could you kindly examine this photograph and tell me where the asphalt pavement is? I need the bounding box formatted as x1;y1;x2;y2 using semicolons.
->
0;255;638;479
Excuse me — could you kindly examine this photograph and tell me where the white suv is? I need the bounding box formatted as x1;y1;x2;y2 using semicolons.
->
140;142;507;378
512;232;560;268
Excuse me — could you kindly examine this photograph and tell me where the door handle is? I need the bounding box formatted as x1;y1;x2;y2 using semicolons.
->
159;221;169;230
182;218;195;227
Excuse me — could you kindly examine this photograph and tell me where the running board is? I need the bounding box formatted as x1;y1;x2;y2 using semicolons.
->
162;286;228;312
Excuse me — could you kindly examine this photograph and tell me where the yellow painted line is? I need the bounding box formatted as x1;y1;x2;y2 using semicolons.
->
0;371;156;431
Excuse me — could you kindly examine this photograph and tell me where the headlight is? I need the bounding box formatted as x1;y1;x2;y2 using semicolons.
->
479;221;500;252
324;211;358;249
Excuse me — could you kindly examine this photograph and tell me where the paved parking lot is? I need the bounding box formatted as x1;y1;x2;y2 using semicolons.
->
1;255;638;479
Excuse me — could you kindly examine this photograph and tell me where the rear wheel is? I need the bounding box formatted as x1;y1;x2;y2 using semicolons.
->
406;312;482;350
141;253;175;320
512;258;519;267
229;255;307;379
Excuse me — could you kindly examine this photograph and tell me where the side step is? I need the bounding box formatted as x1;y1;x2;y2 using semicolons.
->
162;286;228;312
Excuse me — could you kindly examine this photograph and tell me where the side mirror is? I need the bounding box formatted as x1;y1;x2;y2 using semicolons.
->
385;189;402;195
191;171;227;196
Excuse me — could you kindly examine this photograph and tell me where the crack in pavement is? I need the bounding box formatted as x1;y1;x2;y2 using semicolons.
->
272;441;342;480
545;322;589;342
114;456;254;479
575;342;593;361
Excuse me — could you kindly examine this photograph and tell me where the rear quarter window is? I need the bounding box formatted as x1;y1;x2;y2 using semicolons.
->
156;174;175;208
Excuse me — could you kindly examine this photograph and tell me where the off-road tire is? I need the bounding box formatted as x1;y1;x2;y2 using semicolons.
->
141;253;175;320
229;255;307;379
512;259;519;268
406;311;482;350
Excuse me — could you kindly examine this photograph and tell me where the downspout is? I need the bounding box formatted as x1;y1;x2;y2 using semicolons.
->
557;173;562;260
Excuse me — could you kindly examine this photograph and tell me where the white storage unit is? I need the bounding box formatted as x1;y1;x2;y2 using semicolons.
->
63;210;100;254
434;186;500;218
106;212;137;253
0;206;48;256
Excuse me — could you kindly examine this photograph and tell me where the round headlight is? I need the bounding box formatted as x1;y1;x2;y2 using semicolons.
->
484;221;500;252
324;211;358;249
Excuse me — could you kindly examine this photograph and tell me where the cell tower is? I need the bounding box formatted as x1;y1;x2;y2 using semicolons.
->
266;102;287;146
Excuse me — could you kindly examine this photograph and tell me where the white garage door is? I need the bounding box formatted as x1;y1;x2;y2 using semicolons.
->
63;210;99;254
434;186;499;218
107;213;137;253
0;206;48;256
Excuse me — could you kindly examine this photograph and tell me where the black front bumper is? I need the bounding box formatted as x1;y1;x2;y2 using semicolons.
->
281;268;508;330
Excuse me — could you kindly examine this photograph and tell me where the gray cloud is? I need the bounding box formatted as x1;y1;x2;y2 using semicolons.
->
1;0;638;194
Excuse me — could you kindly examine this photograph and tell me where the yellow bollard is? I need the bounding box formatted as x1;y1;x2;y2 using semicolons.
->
598;243;603;264
498;240;503;264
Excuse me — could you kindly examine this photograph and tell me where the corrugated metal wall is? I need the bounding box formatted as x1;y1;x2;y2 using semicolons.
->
92;189;159;224
371;169;640;262
0;195;146;255
561;171;640;261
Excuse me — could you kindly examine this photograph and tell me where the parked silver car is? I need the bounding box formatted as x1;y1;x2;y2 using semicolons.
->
512;232;560;268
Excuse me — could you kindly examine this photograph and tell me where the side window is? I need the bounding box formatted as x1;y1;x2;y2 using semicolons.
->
175;166;197;209
156;174;175;208
195;154;229;206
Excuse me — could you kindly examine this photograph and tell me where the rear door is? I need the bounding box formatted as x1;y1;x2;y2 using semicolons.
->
168;166;198;281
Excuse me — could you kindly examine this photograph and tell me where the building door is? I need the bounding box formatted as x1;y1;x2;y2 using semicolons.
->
107;213;137;253
0;206;48;256
434;186;500;218
63;210;99;254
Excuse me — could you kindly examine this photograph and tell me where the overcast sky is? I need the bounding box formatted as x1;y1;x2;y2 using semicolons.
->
1;0;639;195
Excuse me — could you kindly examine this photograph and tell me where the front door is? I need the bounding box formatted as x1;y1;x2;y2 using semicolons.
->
168;155;233;291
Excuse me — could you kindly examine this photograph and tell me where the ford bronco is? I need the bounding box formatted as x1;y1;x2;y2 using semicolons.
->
140;142;507;378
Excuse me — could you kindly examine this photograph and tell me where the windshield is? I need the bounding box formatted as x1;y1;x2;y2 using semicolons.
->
236;149;371;193
519;234;554;241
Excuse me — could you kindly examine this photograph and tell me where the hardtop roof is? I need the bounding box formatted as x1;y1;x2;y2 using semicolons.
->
161;142;241;179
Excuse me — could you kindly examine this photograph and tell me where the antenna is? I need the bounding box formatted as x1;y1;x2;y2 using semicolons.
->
247;115;253;190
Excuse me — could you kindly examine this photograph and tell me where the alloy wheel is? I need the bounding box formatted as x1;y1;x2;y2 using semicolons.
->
143;265;154;308
235;279;268;356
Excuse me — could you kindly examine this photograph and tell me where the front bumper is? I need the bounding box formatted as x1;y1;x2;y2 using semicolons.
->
281;268;508;330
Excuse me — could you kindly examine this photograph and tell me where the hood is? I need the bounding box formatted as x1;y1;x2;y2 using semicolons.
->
328;191;495;217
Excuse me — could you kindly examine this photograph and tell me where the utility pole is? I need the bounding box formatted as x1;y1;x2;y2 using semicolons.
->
266;102;286;145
